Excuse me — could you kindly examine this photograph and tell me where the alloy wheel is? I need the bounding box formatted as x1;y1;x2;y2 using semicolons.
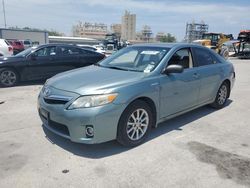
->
126;108;149;141
0;70;17;86
217;85;227;105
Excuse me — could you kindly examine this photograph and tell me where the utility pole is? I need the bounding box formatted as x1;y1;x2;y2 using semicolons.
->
2;0;7;28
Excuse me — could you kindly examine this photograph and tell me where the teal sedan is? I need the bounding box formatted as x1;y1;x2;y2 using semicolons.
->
38;43;235;147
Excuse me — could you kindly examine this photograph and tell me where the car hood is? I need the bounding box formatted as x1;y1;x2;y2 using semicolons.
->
47;65;146;95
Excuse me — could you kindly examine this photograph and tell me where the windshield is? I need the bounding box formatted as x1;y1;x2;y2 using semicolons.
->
15;47;37;57
99;46;169;72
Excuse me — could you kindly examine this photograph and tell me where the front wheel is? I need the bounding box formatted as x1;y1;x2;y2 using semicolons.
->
117;100;153;147
210;82;229;109
0;68;19;87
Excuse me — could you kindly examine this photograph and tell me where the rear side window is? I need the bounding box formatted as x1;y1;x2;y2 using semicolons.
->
59;46;81;55
15;42;22;45
193;48;215;66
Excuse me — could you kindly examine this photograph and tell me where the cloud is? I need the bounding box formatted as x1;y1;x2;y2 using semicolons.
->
1;0;250;40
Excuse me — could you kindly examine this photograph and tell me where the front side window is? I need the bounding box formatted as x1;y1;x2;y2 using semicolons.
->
99;46;169;72
168;49;193;69
34;46;56;57
193;48;215;66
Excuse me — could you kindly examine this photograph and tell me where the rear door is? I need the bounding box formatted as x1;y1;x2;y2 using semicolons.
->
192;47;222;104
78;49;104;66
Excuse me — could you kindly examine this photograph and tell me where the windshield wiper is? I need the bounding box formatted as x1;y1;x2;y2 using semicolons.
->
105;66;129;71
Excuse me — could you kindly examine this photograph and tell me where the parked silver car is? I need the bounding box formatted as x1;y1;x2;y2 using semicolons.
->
38;43;235;147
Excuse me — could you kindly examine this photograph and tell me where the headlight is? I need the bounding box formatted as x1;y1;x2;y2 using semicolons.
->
68;93;118;109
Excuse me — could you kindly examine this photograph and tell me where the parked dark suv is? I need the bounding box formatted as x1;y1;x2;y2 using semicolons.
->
0;44;106;87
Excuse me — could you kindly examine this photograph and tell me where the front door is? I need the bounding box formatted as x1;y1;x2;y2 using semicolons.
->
26;46;60;80
159;48;200;118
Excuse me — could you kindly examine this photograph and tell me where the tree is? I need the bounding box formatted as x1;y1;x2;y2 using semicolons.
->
159;33;176;43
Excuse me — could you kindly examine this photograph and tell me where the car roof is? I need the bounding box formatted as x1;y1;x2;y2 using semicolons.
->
37;43;83;48
131;43;203;49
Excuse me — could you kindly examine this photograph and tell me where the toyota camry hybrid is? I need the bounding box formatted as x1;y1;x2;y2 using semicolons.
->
38;43;235;147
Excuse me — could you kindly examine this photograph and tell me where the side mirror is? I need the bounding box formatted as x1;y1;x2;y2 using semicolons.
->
163;64;184;74
30;53;37;60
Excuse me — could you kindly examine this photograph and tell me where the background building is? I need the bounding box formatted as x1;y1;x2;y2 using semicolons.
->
156;32;167;42
110;24;122;38
121;11;136;41
72;22;108;40
0;28;48;45
136;25;153;42
184;21;209;43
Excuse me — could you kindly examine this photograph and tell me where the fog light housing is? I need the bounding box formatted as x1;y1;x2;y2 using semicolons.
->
85;125;94;138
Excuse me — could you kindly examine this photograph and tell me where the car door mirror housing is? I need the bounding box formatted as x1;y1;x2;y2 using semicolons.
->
163;64;184;74
30;53;37;60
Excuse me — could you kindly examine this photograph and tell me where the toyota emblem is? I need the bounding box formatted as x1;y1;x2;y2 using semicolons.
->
43;87;51;97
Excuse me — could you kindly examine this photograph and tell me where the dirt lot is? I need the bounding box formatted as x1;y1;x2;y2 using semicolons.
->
0;58;250;188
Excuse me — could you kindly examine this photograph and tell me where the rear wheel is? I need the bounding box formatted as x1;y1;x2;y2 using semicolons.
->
210;82;229;109
117;100;153;147
0;68;19;87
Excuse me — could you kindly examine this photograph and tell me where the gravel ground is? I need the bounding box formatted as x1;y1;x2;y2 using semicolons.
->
0;58;250;188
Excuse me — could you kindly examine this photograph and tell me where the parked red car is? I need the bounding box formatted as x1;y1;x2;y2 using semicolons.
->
7;40;25;55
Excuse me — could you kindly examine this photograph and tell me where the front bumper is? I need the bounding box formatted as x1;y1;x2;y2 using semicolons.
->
37;90;126;144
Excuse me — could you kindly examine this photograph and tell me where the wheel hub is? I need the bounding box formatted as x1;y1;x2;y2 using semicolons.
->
126;108;149;141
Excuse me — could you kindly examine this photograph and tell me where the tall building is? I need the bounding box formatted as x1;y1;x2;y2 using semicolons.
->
184;21;209;43
72;21;108;39
121;10;136;41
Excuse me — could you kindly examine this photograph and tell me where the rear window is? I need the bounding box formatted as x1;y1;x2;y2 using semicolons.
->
4;40;10;46
15;41;22;45
24;41;31;45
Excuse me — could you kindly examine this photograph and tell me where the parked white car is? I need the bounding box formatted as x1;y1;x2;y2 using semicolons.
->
0;39;13;57
20;39;32;49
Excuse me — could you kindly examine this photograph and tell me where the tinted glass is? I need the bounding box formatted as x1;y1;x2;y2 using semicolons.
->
24;41;31;45
34;46;56;57
15;47;37;57
4;40;10;45
193;48;214;66
15;42;22;45
59;46;80;55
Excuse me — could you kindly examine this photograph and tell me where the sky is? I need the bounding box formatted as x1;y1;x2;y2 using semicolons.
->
1;0;250;41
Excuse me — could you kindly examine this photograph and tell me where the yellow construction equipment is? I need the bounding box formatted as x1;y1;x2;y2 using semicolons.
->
193;33;233;59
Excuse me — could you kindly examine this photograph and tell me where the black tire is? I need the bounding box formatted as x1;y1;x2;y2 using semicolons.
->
117;100;154;147
220;47;229;60
0;68;19;87
210;82;229;109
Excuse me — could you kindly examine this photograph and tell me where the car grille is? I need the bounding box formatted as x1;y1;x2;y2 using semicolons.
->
43;95;73;105
44;98;68;105
48;120;70;136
